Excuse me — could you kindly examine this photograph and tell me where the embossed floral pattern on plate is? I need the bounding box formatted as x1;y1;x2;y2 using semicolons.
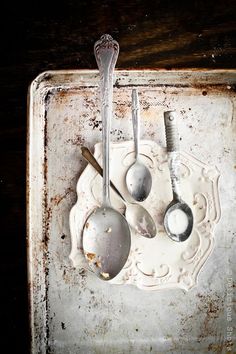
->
70;140;221;291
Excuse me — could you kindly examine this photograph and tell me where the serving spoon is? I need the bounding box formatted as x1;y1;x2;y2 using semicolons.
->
163;111;193;242
82;34;131;280
126;89;152;201
81;146;156;238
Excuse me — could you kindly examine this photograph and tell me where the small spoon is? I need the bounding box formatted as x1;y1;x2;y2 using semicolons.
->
81;146;157;238
82;34;131;281
163;111;193;242
126;89;152;202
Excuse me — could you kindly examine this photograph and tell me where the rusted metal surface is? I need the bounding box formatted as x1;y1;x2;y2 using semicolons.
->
28;70;235;353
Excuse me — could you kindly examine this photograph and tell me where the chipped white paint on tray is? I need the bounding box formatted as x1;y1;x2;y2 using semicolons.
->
28;70;236;353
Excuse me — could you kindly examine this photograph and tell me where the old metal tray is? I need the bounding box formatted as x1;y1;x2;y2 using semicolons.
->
27;70;236;353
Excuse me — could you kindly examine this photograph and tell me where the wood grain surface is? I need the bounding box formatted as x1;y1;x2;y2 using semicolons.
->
0;0;235;352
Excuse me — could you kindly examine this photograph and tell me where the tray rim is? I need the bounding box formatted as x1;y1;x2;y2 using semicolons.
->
29;68;236;92
27;68;236;353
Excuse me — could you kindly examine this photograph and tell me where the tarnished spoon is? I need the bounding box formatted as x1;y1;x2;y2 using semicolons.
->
82;34;131;281
81;147;156;238
163;111;193;242
126;89;152;201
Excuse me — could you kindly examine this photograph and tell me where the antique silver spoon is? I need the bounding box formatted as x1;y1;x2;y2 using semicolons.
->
126;89;152;201
82;35;131;280
163;111;193;242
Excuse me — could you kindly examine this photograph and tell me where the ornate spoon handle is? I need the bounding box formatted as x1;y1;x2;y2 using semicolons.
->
164;111;181;201
94;34;119;206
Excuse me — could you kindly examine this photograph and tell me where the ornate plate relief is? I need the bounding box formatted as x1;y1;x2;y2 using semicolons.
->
69;140;221;291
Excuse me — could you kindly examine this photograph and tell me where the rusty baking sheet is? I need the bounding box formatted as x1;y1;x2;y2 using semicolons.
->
27;70;236;353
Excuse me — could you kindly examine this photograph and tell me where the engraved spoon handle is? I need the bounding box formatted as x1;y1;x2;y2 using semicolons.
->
81;147;125;202
164;111;181;201
94;34;119;206
132;89;140;160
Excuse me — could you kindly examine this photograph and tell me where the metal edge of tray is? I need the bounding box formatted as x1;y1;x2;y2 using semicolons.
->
26;69;236;353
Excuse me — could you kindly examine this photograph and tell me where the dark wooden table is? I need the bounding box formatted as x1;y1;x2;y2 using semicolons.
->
0;0;235;352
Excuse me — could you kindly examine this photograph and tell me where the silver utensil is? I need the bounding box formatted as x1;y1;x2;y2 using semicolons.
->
82;34;131;281
81;146;156;238
126;89;152;202
163;111;193;242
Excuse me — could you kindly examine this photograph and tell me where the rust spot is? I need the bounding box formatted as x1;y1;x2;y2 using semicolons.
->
196;293;223;341
62;266;87;287
88;115;102;130
50;187;73;206
115;103;128;119
208;341;233;352
66;134;85;146
57;89;70;98
85;222;90;229
44;160;48;177
202;90;207;96
43;206;52;244
180;292;225;345
95;261;102;268
86;253;96;261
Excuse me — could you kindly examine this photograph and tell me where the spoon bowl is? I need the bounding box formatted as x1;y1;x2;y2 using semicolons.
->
164;201;193;242
126;160;152;202
125;202;156;238
83;207;131;280
126;89;152;202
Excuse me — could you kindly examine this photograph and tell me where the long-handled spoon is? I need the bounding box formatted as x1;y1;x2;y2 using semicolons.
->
82;34;131;280
126;89;152;201
163;111;193;242
81;146;156;238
